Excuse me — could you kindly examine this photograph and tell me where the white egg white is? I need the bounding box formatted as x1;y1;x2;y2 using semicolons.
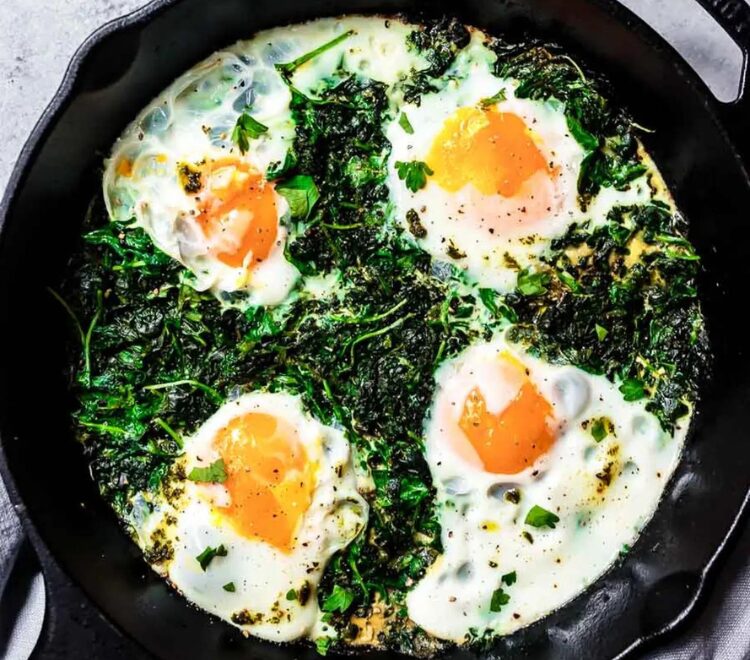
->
406;333;688;641
129;392;367;643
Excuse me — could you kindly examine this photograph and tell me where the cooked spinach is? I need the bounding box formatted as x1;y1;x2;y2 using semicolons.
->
60;19;708;657
403;17;471;105
490;42;646;207
508;203;709;430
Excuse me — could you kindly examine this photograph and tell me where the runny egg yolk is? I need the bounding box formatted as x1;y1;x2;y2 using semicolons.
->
458;366;556;474
213;412;315;552
195;158;278;269
426;107;550;198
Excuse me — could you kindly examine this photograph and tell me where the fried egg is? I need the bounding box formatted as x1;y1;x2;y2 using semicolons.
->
406;333;688;641
103;17;424;306
130;392;367;642
387;35;657;293
104;46;298;305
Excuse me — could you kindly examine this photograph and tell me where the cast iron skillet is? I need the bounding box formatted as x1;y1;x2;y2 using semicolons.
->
1;0;749;658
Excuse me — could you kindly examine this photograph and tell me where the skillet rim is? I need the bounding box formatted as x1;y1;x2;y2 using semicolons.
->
0;0;749;657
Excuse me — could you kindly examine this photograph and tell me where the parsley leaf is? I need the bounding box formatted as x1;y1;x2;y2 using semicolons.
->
501;571;517;586
399;477;430;506
479;288;518;323
480;88;507;107
525;505;560;529
490;586;510;612
315;637;332;656
590;416;613;442
187;458;227;484
231;112;268;154
321;584;354;613
398;112;414;134
566;114;599;151
595;323;608;341
395;160;433;192
286;588;297;601
516;269;550;296
276;175;320;219
196;544;227;571
222;582;236;592
276;30;354;76
619;377;647;401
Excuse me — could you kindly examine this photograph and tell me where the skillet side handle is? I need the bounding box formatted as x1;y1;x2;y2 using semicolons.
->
693;0;750;160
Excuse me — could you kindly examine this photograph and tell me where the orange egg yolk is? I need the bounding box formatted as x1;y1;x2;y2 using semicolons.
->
458;379;556;474
195;158;278;269
426;107;550;198
213;412;314;552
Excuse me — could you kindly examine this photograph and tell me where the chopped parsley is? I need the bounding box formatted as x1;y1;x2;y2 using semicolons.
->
501;571;517;586
187;458;227;484
395;160;433;192
231;111;268;153
489;587;510;612
276;175;319;219
222;582;236;592
525;505;560;529
398;112;414;134
321;584;354;613
196;544;227;571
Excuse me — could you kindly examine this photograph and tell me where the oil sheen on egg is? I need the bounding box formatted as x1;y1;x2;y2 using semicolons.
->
387;33;658;293
406;333;689;641
129;392;367;642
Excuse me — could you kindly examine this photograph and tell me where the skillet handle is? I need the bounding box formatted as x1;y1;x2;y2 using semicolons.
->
693;0;750;155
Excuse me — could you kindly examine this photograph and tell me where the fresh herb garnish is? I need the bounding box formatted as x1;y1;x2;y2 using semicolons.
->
525;505;560;529
223;582;236;592
196;544;227;571
276;30;354;76
619;377;647;401
501;571;517;586
321;584;354;613
489;587;510;612
398;112;415;134
590;417;613;443
516;269;550;297
480;88;507;107
395;160;433;192
231;112;268;153
187;458;227;484
276;175;319;219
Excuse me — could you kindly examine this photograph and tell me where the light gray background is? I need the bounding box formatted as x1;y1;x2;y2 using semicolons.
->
1;1;749;658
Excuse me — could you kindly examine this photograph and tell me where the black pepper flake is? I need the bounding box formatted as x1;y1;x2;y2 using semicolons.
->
406;208;427;239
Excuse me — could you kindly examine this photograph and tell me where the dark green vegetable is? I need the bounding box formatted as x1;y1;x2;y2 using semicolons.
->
489;587;510;612
395;160;433;193
508;203;708;430
403;17;471;105
490;41;646;206
398;112;415;134
196;544;227;571
525;505;560;529
276;175;320;219
223;582;236;592
187;458;227;483
231;111;268;153
590;417;612;443
321;584;354;613
480;89;507;107
60;19;708;657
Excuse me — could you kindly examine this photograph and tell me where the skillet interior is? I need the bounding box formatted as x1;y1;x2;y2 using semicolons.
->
0;0;749;658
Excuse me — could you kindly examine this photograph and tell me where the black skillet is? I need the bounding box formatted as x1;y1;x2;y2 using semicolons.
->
1;0;749;658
